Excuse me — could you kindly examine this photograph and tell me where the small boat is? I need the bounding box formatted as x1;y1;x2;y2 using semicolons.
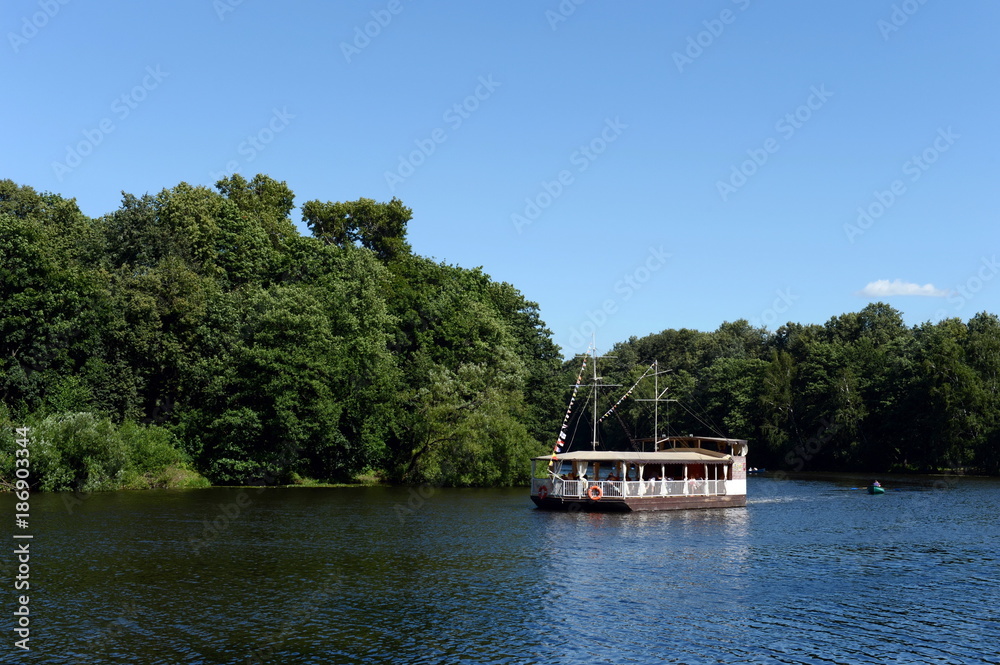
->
530;345;749;512
867;484;885;495
747;467;766;475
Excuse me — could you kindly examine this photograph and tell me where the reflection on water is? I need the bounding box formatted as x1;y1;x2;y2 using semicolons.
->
5;477;999;664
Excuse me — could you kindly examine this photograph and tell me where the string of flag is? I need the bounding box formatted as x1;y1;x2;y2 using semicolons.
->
597;361;657;424
548;346;593;470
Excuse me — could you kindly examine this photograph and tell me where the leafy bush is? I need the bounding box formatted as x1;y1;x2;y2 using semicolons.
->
0;412;205;491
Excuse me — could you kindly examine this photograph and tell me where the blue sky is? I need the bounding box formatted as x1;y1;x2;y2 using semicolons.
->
5;0;998;356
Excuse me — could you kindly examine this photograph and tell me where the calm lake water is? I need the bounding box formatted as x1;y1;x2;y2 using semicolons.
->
5;475;1000;664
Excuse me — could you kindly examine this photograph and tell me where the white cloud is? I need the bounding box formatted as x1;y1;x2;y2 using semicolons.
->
858;279;950;298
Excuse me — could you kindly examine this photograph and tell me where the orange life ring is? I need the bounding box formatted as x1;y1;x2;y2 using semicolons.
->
587;485;603;501
538;485;549;500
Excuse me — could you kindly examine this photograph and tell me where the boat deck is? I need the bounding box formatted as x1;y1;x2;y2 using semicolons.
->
531;478;746;512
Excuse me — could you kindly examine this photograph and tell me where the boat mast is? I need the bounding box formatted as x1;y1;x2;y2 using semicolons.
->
654;359;658;450
583;337;618;451
591;343;599;450
655;363;674;450
637;360;674;452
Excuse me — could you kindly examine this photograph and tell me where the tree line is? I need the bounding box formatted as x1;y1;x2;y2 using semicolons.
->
0;176;564;491
2;174;998;492
591;309;1000;476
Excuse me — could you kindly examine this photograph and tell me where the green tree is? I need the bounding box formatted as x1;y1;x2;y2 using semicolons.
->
401;351;537;486
0;213;108;417
965;312;1000;473
177;243;398;484
382;257;546;484
890;319;982;471
303;197;412;262
700;356;769;439
215;173;297;243
759;349;796;464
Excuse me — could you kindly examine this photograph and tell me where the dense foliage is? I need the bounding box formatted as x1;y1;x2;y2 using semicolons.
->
589;310;1000;475
2;175;998;490
0;176;563;490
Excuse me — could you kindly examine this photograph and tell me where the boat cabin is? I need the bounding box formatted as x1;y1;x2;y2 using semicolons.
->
531;436;748;511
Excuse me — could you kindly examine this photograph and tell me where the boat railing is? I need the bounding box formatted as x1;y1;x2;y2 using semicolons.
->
533;478;728;499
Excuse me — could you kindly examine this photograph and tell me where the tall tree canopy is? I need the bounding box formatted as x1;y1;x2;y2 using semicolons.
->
1;176;560;489
302;196;412;262
3;176;999;490
586;304;1000;475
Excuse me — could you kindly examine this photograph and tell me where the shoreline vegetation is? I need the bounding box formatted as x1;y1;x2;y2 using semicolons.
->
2;176;999;493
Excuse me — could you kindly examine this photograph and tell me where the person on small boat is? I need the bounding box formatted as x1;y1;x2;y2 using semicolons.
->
872;480;881;487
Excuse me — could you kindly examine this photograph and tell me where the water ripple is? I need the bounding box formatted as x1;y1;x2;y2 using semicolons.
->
9;480;1000;664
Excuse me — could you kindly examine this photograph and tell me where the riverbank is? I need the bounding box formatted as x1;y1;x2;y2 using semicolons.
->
7;466;1000;493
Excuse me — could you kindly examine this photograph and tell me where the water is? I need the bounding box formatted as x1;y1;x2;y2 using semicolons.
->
5;475;999;664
